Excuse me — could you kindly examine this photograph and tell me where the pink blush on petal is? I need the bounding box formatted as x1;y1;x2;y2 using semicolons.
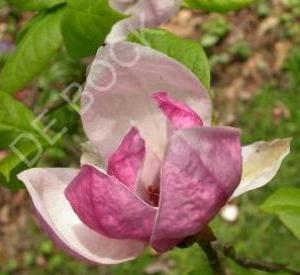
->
152;91;203;130
65;165;157;241
108;127;146;191
150;127;242;252
17;168;147;264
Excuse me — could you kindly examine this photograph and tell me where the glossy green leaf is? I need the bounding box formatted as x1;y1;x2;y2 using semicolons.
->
7;0;65;11
0;92;48;189
261;187;300;239
61;0;125;58
0;142;43;189
185;0;256;13
0;92;42;149
0;8;64;94
129;29;210;88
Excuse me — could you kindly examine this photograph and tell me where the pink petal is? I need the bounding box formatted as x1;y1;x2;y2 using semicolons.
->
150;127;242;252
152;91;203;129
82;42;211;162
108;127;145;191
107;0;183;43
65;165;157;241
17;168;147;264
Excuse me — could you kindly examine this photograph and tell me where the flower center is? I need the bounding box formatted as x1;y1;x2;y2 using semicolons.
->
147;185;160;207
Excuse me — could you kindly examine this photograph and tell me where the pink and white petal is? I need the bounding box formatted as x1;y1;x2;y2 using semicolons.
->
107;0;183;43
152;91;203;129
82;42;211;162
108;127;145;191
65;165;157;241
150;127;242;252
232;138;291;199
17;168;147;264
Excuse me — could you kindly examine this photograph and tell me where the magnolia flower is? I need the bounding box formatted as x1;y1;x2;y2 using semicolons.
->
18;42;291;264
106;0;183;43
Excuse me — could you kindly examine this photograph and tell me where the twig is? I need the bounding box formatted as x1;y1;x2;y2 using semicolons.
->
194;227;229;275
36;87;78;116
200;242;228;275
191;227;300;275
220;243;300;275
38;97;67;115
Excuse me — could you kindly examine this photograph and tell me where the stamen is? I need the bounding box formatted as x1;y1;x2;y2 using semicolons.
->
147;185;160;207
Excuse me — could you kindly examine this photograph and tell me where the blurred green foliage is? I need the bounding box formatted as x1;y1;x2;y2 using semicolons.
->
200;16;231;48
7;0;65;11
262;187;300;239
185;0;256;13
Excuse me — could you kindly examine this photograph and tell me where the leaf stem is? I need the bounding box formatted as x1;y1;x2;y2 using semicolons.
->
36;86;79;116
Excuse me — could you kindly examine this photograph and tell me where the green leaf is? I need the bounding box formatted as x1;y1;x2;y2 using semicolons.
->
262;187;300;239
0;92;42;149
16;13;47;43
0;8;64;94
185;0;256;13
129;29;211;88
7;0;65;11
0;142;42;189
279;213;300;240
61;0;125;58
0;92;47;189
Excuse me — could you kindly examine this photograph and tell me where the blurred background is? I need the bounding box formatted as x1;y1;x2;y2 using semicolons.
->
0;0;300;274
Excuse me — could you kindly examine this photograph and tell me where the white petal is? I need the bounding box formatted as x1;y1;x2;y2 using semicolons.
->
232;138;291;199
80;142;105;168
82;42;211;162
136;148;161;203
107;0;183;43
18;168;147;264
